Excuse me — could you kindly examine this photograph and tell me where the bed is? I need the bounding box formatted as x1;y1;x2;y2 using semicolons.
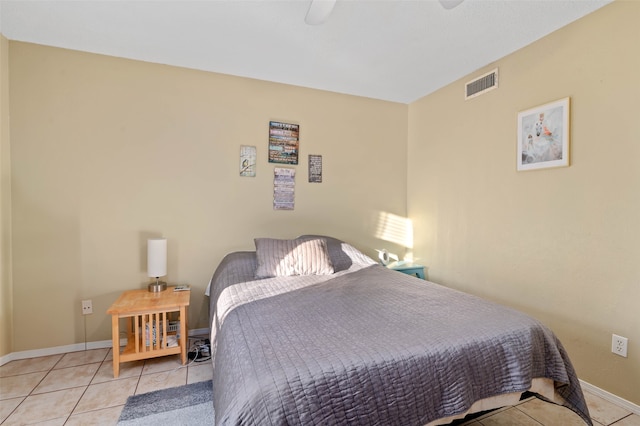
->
207;235;592;425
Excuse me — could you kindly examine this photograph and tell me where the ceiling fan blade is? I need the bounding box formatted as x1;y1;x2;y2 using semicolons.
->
439;0;464;10
305;0;337;25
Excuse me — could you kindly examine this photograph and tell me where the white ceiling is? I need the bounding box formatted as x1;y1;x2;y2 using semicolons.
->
0;0;612;104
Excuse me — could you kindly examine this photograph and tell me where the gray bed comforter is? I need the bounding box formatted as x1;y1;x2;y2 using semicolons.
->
208;239;591;425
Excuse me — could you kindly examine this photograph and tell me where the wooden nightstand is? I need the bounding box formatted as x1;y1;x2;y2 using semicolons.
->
107;287;190;378
386;261;425;279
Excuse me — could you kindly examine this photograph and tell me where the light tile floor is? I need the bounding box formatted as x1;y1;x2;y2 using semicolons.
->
1;348;213;425
1;348;638;425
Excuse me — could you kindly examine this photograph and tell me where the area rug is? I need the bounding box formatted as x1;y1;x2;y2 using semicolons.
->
118;380;213;425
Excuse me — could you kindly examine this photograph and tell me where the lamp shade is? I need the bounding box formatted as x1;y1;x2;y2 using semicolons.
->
147;238;167;278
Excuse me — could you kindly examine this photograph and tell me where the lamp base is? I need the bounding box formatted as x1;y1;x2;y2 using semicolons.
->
148;281;167;292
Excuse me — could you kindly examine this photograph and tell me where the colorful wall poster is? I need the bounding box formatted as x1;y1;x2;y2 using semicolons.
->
269;121;299;165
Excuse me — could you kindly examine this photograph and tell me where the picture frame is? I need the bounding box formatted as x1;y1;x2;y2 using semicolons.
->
273;167;295;210
517;97;570;171
239;145;256;177
268;121;299;165
308;154;322;183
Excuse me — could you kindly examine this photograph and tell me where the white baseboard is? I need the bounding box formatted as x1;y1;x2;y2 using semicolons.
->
0;328;210;366
580;379;640;415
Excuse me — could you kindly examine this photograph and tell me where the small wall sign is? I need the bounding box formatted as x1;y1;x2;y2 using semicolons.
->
309;154;322;183
274;167;295;210
239;145;257;177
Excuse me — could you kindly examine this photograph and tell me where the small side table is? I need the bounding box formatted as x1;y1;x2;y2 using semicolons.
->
386;261;425;279
107;287;190;378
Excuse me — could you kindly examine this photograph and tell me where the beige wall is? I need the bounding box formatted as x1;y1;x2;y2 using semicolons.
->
408;1;639;404
8;42;408;351
1;35;13;357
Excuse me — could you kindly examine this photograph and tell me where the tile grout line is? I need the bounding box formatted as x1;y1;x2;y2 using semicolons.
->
0;353;65;425
609;413;635;425
1;356;60;424
63;349;111;423
513;405;546;425
63;383;91;425
17;349;109;424
61;351;126;424
132;357;144;397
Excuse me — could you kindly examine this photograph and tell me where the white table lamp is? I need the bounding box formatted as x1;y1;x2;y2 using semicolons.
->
147;238;167;292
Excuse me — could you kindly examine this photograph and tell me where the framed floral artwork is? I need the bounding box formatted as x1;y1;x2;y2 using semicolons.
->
517;97;570;171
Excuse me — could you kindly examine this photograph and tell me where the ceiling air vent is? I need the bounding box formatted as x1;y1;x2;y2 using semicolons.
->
465;68;498;100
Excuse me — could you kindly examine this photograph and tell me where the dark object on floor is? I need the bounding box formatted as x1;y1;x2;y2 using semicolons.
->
188;339;211;362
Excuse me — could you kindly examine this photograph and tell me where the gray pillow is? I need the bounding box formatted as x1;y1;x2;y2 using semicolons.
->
254;237;334;278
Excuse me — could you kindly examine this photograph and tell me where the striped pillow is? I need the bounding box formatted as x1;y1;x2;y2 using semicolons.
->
254;238;334;278
293;238;334;276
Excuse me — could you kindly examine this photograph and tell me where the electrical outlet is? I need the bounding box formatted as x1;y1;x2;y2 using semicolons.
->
82;299;93;315
611;334;628;357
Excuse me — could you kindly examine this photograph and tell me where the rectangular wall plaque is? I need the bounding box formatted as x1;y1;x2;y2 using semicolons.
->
240;145;256;177
309;154;322;183
274;167;295;210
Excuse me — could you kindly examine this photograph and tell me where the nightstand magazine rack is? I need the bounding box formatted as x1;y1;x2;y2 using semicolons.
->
107;287;190;378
